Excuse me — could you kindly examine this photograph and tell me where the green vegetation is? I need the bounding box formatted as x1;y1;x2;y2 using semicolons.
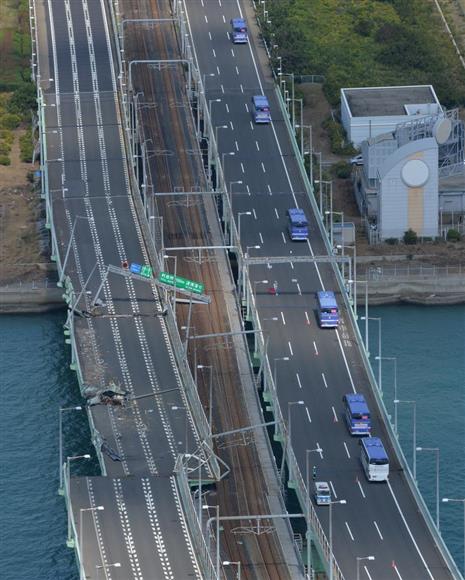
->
265;0;465;107
331;160;352;179
19;132;33;162
403;229;418;245
446;228;461;242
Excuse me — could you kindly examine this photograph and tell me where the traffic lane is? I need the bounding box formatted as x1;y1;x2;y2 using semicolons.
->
85;0;115;93
48;0;75;93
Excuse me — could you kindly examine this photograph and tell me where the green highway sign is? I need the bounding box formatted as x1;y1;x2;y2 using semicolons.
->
159;271;205;294
140;265;153;278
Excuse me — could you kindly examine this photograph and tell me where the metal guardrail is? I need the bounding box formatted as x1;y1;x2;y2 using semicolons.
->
0;278;55;291
174;456;217;580
360;264;465;280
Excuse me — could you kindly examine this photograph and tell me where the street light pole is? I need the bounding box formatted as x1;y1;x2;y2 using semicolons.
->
59;405;83;494
394;399;417;479
329;499;347;580
356;556;375;580
197;365;213;428
417;447;440;530
79;506;104;577
305;447;323;579
442;497;465;576
223;560;241;579
66;454;91;546
376;356;397;433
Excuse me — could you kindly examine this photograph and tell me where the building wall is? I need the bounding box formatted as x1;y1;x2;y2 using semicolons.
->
379;139;438;239
348;114;439;148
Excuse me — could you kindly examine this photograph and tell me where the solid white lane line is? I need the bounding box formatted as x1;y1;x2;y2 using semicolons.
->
274;208;279;219
258;232;263;243
329;480;337;498
281;311;286;325
345;522;355;541
321;372;328;389
281;232;287;244
373;520;383;540
252;208;257;219
335;330;356;393
357;479;366;498
288;341;293;356
343;442;351;458
305;311;310;325
305;407;312;423
392;564;403;580
331;406;338;422
387;480;434;579
296;373;302;389
313;341;318;355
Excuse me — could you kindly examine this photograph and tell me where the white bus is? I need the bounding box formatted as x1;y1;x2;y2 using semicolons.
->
360;437;389;482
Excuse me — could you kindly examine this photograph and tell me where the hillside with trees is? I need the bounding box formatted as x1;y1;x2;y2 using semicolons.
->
264;0;465;107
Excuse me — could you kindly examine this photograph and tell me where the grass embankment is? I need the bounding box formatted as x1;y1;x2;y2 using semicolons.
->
265;0;465;108
0;0;36;165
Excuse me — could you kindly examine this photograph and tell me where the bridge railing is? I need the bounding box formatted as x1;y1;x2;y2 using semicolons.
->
174;455;218;580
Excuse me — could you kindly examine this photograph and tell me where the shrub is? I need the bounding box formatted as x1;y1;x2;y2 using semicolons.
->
446;228;461;242
7;83;37;118
384;237;398;245
0;130;14;144
332;160;352;179
0;155;11;166
0;113;21;130
403;229;418;245
0;141;12;155
322;118;358;155
19;133;33;163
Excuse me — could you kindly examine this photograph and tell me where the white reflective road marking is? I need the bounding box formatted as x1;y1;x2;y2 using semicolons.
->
321;372;328;389
329;480;337;498
288;341;293;356
345;521;354;541
313;341;318;355
296;373;302;389
280;311;286;325
305;407;312;423
357;479;366;498
343;442;351;458
331;406;338;422
373;520;383;539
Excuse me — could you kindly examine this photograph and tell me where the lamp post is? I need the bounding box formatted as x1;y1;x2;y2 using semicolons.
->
296;124;313;181
280;401;304;485
96;563;121;578
315;180;332;232
215;124;228;148
79;506;104;573
344;243;358;317
329;500;347;580
197;365;213;428
66;454;91;546
203;504;220;579
163;254;178;324
305;446;323;578
59;405;83;494
442;497;465;575
273;357;289;394
356;556;375;580
223;560;241;579
417;447;440;529
221;151;235;190
394;399;417;479
362;316;382;388
59;215;94;285
376;356;397;433
237;211;251;243
228;180;243;244
314;152;323;214
208;98;221;120
171;405;188;454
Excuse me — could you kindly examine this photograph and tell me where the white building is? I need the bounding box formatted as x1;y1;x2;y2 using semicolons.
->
341;85;442;147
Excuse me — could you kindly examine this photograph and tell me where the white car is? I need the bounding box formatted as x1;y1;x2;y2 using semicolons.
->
314;481;331;505
350;154;364;166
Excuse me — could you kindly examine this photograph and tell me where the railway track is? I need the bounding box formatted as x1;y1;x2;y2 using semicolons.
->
121;0;295;577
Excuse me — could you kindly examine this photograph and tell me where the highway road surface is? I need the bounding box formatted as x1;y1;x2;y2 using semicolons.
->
181;1;458;578
36;0;207;576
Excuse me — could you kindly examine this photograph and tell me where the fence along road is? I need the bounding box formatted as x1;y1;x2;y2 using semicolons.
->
35;0;212;577
181;0;460;578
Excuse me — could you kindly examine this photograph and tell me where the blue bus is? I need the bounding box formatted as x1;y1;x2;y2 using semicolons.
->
316;291;339;328
230;18;248;43
343;393;371;435
287;208;309;241
251;95;271;124
360;437;389;482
